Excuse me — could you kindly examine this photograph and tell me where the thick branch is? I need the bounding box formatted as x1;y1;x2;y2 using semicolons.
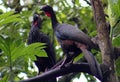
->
90;0;118;82
20;63;101;82
91;36;120;59
90;0;112;69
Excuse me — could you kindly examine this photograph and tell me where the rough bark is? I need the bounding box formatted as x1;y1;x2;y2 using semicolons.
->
90;0;118;82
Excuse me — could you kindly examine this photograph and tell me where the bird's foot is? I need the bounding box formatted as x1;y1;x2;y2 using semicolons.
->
66;59;73;65
59;60;66;69
59;59;73;69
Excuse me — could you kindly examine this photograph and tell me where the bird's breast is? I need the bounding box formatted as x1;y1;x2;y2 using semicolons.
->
61;40;74;46
58;40;81;56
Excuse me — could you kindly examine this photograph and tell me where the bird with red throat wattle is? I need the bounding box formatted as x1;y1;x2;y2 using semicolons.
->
27;14;56;82
41;5;102;80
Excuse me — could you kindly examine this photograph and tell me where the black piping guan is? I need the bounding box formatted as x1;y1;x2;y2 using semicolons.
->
27;14;56;82
41;5;102;80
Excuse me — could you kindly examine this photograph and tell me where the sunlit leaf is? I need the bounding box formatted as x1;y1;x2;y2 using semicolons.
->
0;75;8;82
11;42;47;61
0;14;23;26
74;53;83;62
112;35;120;47
0;11;14;20
75;0;80;6
11;43;25;61
0;36;10;55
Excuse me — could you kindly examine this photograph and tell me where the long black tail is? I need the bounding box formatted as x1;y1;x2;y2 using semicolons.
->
81;48;102;81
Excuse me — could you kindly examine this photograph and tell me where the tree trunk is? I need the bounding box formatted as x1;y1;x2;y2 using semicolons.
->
90;0;118;82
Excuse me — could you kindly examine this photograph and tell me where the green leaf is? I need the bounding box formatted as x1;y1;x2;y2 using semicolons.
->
11;43;25;61
0;56;5;67
0;36;10;55
0;75;8;82
0;15;22;26
89;30;97;37
0;11;14;20
75;0;80;6
115;57;120;76
23;43;47;60
113;22;120;36
74;53;83;62
11;42;47;61
0;11;23;26
112;35;120;47
108;0;120;27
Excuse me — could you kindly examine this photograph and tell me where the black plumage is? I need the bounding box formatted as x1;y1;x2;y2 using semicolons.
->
41;5;98;64
27;14;56;75
41;5;102;80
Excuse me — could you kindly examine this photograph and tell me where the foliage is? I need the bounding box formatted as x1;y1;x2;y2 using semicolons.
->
113;35;120;47
115;57;120;77
0;34;46;82
0;9;46;82
0;0;120;82
108;0;120;38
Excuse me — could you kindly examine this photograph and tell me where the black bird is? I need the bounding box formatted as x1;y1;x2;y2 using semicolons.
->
27;14;56;82
41;5;102;80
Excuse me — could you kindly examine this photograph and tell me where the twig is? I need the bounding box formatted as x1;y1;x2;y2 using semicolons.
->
83;0;91;5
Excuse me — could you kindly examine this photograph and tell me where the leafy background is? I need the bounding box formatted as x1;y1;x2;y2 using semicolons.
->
0;0;120;82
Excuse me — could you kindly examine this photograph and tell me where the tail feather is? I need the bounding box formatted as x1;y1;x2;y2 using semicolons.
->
81;48;102;80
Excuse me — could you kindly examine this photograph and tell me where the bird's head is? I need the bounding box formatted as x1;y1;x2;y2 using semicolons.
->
33;14;42;28
41;5;53;17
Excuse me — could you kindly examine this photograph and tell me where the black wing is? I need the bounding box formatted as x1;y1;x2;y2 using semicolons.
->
55;23;95;49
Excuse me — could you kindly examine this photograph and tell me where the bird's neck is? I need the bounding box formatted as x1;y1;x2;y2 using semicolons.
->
31;24;39;31
50;12;58;29
33;21;41;27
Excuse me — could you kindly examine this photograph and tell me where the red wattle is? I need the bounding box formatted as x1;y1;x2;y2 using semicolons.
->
33;21;37;26
45;12;51;17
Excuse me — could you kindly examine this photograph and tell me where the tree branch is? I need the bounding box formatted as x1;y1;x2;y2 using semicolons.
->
90;0;111;68
20;63;101;82
90;0;118;82
83;0;91;5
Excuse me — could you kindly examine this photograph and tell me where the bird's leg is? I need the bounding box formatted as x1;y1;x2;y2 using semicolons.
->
60;56;68;68
50;55;73;70
66;58;73;65
60;54;72;68
50;59;63;69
